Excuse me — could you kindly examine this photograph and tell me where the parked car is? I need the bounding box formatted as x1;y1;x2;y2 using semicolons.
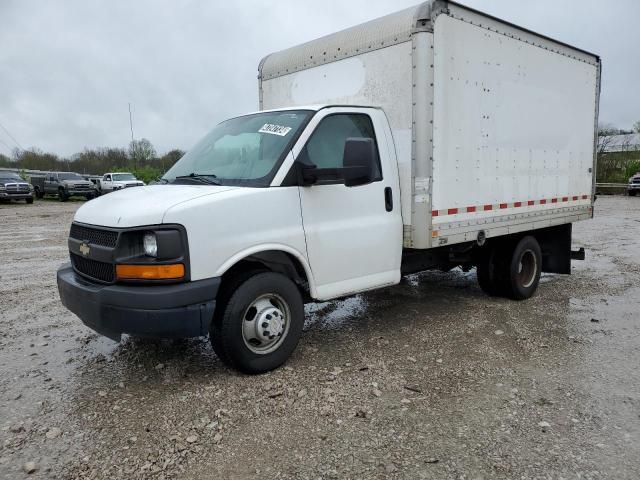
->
0;171;34;204
99;173;145;194
31;172;95;201
57;1;599;374
628;173;640;196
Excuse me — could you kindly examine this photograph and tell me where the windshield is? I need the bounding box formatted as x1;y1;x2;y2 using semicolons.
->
113;173;136;181
163;110;312;186
59;173;84;181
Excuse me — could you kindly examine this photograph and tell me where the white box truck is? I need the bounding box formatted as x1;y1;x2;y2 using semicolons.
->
57;1;600;373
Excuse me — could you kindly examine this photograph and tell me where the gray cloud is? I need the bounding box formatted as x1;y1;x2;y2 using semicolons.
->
0;0;637;156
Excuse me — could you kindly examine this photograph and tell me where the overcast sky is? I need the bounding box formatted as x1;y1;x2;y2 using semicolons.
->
0;0;638;157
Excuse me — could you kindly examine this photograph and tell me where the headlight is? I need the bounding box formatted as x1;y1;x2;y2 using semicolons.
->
143;232;158;257
0;185;5;191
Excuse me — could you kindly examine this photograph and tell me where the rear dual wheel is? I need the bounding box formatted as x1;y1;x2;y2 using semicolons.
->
477;236;542;300
210;272;304;374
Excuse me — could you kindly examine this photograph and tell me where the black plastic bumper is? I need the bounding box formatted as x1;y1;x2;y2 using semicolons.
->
57;264;219;340
0;194;33;200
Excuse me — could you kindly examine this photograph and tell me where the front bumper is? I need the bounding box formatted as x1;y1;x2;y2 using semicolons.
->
57;264;219;340
629;184;640;191
0;193;33;200
66;189;94;196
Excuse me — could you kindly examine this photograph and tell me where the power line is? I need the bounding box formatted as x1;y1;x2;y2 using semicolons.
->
0;119;23;150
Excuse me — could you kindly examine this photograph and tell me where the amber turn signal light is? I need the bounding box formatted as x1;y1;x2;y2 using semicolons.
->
116;263;185;280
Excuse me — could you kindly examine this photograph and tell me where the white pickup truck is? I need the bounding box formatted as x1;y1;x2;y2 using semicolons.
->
99;172;145;193
57;1;600;373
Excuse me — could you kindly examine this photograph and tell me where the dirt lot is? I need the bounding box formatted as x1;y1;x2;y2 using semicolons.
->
0;196;639;479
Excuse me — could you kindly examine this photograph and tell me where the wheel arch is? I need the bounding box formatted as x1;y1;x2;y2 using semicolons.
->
216;245;316;300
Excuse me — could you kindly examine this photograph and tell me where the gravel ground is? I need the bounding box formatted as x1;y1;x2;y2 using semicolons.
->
0;196;639;479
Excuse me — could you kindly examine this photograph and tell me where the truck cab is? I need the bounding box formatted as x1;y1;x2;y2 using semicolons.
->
100;172;145;194
0;171;34;204
33;172;95;201
57;106;402;373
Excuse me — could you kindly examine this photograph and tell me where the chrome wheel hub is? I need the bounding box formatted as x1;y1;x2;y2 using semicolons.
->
242;294;290;354
257;307;285;341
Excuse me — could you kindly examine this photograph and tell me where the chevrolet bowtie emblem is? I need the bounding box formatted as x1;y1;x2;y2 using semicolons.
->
79;242;91;257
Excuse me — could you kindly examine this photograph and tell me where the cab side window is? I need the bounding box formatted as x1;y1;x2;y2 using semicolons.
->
303;114;382;183
104;175;111;181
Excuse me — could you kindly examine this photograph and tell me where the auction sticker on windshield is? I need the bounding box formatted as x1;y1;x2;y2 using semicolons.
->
259;124;292;136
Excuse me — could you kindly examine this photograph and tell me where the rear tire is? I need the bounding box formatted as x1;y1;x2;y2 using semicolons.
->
210;272;304;374
476;241;510;297
503;236;542;300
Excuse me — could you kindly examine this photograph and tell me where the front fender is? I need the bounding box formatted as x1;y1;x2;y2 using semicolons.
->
215;243;317;298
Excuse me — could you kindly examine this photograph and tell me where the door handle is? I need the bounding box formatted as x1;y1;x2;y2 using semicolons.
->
384;187;393;212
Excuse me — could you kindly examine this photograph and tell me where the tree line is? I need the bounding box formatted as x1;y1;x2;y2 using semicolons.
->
597;122;640;184
0;139;184;184
1;127;639;185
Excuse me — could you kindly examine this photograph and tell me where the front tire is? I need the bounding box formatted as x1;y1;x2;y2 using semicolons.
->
26;197;34;204
210;272;304;374
58;188;69;202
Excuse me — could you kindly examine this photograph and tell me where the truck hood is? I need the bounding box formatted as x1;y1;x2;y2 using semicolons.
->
0;181;29;187
74;185;238;227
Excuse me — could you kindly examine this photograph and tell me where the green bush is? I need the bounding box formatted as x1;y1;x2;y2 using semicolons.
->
625;160;640;180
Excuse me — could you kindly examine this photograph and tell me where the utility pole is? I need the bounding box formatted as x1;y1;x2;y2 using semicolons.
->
128;103;136;170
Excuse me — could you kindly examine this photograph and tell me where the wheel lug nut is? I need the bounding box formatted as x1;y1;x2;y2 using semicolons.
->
263;331;269;336
266;314;272;320
262;322;268;328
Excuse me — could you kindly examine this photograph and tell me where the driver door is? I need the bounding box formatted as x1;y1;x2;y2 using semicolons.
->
293;108;402;300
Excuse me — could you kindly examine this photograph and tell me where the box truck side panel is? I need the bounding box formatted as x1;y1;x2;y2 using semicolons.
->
430;14;599;245
261;42;415;235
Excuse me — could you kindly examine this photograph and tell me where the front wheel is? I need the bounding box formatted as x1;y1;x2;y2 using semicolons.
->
210;272;304;374
26;197;34;204
58;188;69;202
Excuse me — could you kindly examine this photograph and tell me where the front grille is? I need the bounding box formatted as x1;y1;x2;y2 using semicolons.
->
633;179;640;184
69;224;118;248
72;184;91;190
5;184;29;194
71;253;115;283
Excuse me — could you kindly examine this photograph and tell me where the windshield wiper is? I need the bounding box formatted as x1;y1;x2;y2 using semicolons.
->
173;173;220;185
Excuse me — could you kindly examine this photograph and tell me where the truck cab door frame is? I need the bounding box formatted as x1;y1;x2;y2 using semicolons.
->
273;107;403;300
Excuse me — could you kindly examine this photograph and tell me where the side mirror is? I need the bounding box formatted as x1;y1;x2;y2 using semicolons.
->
343;137;376;187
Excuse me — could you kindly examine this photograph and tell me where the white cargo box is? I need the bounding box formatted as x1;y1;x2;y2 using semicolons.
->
259;1;600;249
